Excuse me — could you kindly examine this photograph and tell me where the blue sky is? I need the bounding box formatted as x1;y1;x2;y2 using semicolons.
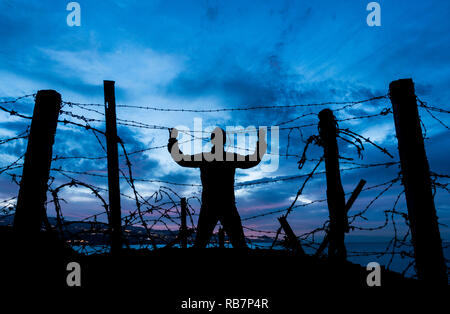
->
0;0;449;242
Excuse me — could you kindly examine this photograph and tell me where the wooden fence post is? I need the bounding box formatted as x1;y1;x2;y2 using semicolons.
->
104;80;122;254
14;90;61;236
278;216;305;255
218;227;225;249
314;179;366;257
180;197;187;249
344;179;366;217
318;109;347;260
389;78;446;284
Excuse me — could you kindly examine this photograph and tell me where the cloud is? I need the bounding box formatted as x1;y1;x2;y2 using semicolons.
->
39;46;185;95
361;122;396;145
0;0;449;241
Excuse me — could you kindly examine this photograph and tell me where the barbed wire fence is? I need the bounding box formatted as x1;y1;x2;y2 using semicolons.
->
0;81;449;281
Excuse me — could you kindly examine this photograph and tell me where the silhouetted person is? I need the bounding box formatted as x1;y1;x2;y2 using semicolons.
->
168;127;267;248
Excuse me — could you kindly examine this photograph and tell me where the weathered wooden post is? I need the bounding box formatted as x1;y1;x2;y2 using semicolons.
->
389;78;446;284
318;109;347;260
344;179;366;216
278;216;305;255
180;197;187;249
14;90;61;236
218;227;225;249
104;80;122;254
314;179;366;257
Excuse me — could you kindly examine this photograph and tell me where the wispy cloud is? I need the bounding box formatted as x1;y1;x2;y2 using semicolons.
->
0;0;449;240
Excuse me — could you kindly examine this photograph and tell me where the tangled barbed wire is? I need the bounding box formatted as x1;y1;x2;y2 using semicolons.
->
0;91;448;280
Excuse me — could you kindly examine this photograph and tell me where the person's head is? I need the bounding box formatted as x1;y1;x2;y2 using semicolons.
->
210;127;226;149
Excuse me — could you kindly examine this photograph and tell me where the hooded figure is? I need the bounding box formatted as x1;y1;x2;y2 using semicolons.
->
168;127;267;248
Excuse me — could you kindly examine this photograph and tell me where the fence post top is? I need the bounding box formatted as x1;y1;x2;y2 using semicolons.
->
36;89;61;98
389;78;414;92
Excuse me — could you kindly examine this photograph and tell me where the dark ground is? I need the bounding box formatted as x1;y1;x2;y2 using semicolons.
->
0;226;447;312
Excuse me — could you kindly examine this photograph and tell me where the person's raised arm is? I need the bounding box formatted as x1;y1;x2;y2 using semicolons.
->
168;128;203;168
235;128;267;169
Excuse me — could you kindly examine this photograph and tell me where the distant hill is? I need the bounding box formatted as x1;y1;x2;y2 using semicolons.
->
0;215;274;246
